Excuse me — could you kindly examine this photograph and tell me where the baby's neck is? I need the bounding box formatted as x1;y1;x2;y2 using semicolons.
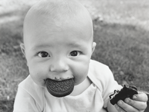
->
70;77;92;96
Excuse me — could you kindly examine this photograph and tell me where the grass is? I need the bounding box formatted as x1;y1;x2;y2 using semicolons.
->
0;16;28;112
0;0;149;112
92;20;149;91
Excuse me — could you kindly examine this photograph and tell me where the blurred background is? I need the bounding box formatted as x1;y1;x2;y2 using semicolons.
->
0;0;149;112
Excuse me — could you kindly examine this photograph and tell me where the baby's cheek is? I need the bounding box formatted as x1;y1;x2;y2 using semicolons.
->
73;63;89;85
29;65;48;86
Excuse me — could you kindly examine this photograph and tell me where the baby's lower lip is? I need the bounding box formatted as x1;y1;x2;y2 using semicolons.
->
54;77;73;81
46;77;74;81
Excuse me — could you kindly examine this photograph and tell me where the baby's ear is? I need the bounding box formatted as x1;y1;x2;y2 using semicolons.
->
92;42;96;53
20;43;25;56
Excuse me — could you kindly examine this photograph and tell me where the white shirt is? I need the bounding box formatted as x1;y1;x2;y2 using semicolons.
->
13;60;122;112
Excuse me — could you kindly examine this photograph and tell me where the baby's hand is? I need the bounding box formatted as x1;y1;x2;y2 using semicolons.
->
115;92;148;112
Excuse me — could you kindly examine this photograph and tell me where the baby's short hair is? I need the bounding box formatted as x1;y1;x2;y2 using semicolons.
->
25;0;91;26
23;0;93;42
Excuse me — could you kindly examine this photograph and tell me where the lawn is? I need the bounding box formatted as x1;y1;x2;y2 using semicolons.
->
0;0;149;112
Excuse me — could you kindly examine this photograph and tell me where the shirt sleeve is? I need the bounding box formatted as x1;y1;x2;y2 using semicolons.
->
13;86;40;112
102;66;122;108
89;60;122;108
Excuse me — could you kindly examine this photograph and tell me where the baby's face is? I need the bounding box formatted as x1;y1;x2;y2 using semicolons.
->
23;11;96;86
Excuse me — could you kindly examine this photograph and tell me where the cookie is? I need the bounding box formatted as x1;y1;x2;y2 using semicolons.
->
45;77;75;97
110;85;138;105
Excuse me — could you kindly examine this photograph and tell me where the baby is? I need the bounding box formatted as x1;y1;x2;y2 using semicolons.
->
13;0;148;112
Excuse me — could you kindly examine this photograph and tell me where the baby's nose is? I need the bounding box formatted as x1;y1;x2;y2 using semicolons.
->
50;59;69;72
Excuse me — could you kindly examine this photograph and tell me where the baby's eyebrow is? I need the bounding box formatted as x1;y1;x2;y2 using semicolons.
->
31;44;52;51
67;42;83;48
67;42;88;50
31;41;86;51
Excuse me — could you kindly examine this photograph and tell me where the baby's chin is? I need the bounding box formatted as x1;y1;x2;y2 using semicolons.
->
31;75;86;97
31;76;76;97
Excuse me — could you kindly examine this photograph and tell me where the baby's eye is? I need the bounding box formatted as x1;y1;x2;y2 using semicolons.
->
70;51;81;57
37;51;50;58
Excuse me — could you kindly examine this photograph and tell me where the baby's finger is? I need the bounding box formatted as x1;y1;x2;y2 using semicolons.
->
117;100;139;112
115;104;125;112
125;98;147;110
133;92;148;102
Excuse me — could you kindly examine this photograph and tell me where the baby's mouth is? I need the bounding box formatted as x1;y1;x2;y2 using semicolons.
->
44;77;75;97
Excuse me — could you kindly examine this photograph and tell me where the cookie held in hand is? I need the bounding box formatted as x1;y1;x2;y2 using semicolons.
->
45;77;75;97
109;85;138;105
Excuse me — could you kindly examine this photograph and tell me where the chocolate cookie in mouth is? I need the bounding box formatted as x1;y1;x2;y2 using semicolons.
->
45;77;75;97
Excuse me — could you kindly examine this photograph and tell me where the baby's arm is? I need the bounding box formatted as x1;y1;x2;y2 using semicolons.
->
107;99;119;112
